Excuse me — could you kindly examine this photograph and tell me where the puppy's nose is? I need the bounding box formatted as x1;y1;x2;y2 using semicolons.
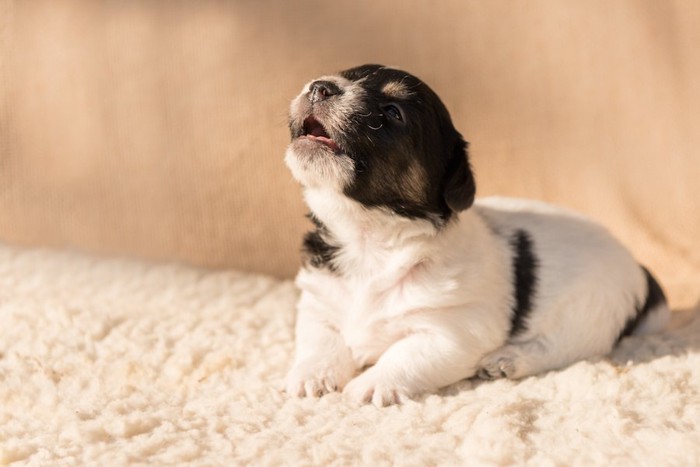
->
309;80;342;103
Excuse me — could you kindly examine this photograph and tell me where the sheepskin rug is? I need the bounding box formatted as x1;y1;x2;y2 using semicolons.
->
1;244;699;466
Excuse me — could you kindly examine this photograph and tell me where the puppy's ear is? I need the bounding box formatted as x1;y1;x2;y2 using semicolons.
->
443;138;476;212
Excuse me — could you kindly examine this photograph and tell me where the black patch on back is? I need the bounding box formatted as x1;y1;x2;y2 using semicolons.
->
617;266;667;343
301;214;339;272
508;230;539;337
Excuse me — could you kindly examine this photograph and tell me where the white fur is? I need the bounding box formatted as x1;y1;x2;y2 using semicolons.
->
285;190;669;406
284;145;355;191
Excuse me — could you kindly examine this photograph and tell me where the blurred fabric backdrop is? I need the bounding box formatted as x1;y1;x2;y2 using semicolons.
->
0;1;698;307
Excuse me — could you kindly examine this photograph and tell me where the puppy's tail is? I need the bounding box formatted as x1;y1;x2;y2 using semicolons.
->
619;266;670;341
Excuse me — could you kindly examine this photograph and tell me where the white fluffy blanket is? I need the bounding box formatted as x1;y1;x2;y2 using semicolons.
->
1;245;699;466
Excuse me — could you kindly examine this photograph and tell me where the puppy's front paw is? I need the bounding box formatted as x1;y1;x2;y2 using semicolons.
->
342;369;411;407
285;358;354;398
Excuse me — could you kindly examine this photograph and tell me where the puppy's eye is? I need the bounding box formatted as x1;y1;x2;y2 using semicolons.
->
383;104;403;122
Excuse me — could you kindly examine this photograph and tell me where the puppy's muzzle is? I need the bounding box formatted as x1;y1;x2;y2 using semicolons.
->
309;80;343;103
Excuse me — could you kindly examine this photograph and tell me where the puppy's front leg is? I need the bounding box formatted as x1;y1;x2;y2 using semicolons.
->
343;326;476;407
285;303;355;398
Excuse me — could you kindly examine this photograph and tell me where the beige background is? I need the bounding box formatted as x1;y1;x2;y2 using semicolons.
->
0;1;698;307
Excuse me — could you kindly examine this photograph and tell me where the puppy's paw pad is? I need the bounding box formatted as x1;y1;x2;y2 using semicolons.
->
476;356;517;380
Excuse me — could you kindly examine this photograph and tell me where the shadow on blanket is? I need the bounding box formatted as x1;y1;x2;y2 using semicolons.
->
608;303;700;366
420;304;700;401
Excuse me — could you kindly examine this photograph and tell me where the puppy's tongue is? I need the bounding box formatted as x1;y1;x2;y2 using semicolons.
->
303;116;340;151
307;119;327;137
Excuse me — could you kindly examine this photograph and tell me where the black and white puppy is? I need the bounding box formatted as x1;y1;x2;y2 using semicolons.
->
283;64;669;407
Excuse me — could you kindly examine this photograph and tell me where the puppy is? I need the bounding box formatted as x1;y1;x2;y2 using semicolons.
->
283;64;670;406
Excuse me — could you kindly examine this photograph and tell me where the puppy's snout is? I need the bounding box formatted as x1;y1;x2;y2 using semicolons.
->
309;80;342;103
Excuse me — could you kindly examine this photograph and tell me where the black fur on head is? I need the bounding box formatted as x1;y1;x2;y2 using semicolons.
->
287;64;476;225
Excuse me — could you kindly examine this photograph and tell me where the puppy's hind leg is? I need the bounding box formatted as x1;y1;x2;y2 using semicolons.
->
476;336;557;380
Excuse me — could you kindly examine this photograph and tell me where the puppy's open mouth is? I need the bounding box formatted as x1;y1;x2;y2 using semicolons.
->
301;116;340;152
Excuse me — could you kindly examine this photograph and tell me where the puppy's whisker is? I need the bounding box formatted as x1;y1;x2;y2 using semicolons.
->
368;123;383;130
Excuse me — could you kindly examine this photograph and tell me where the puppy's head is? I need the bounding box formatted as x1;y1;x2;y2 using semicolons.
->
285;64;475;224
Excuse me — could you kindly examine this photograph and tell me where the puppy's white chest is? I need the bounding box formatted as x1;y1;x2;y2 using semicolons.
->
339;279;413;368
